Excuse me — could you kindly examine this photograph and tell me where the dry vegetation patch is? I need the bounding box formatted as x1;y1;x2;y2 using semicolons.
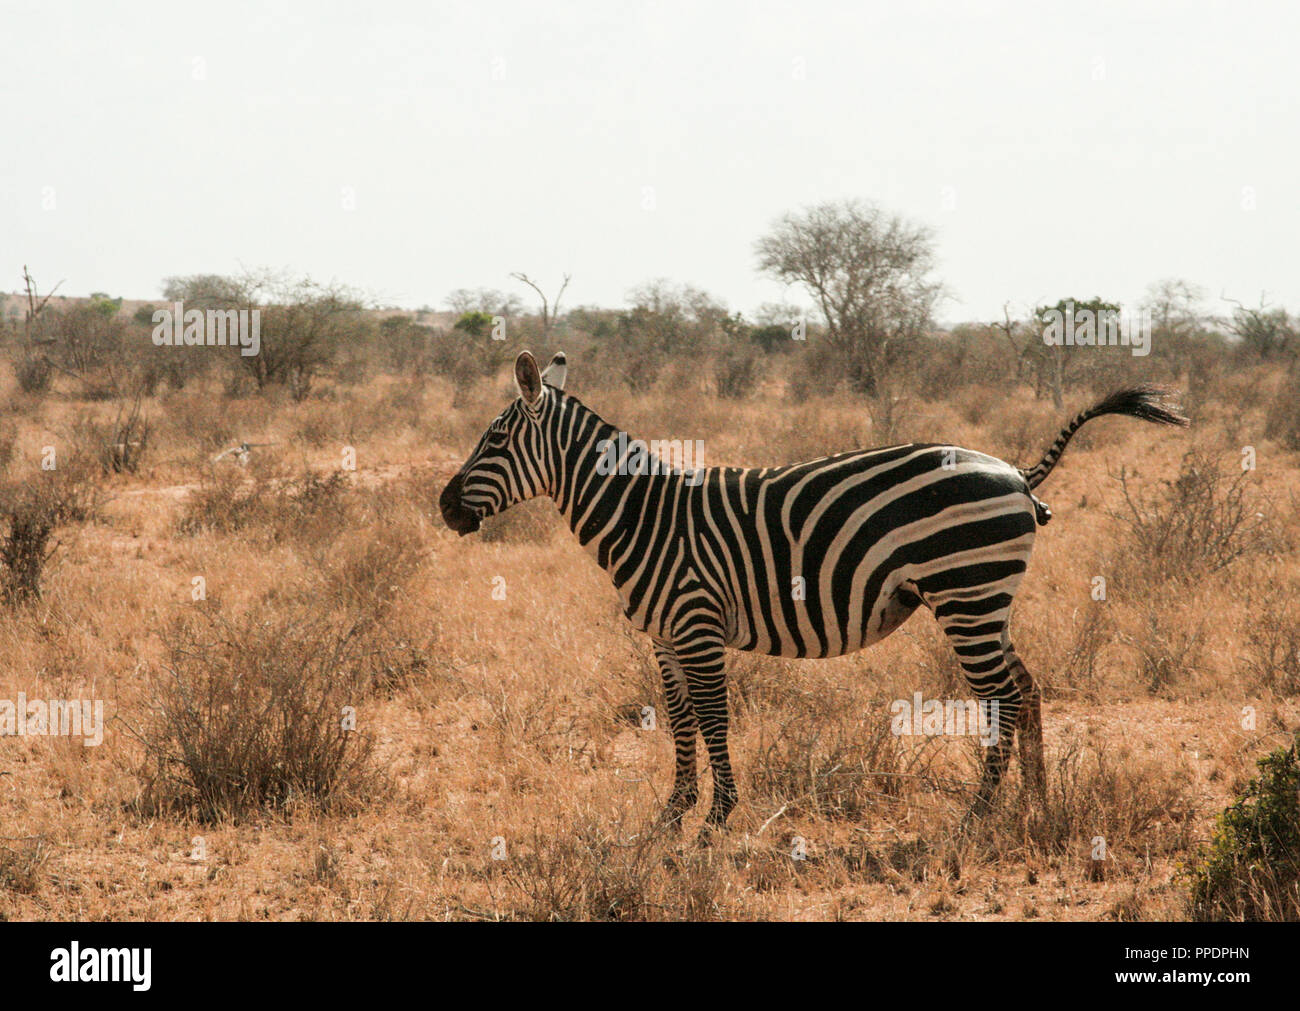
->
0;339;1296;920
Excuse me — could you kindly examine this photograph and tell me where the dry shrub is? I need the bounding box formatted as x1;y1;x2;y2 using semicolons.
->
178;468;352;543
307;499;434;694
315;508;424;619
180;472;435;695
1121;602;1207;696
292;400;341;448
956;385;1004;426
156;389;241;454
727;654;809;715
1110;447;1273;584
766;402;868;463
499;810;732;921
0;420;15;474
784;340;841;403
0;458;100;603
277;470;354;544
14;355;53;394
329;486;442;693
988;726;1198;859
0;505;56;604
0;836;49;895
1264;377;1300;450
1187;735;1300;921
177;467;269;537
1061;602;1115;700
745;687;918;821
356;624;438;697
1243;587;1300;695
866;388;914;445
133;609;383;822
713;345;760;400
983;400;1059;465
463;673;596;764
74;394;152;475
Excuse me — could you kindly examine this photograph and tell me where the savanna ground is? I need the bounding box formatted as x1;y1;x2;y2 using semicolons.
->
0;310;1297;921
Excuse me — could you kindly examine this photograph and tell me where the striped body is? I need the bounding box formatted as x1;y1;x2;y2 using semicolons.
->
441;351;1187;835
574;445;1035;663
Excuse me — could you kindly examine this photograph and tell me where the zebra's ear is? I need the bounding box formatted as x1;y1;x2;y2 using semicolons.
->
514;351;543;406
541;351;567;391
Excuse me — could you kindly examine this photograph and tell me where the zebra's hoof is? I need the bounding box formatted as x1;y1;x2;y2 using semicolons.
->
653;812;685;836
695;824;720;847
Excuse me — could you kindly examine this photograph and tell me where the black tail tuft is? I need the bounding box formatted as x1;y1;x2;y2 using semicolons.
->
1020;385;1188;490
1087;385;1190;430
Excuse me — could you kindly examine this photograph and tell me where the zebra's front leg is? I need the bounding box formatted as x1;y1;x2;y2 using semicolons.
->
677;636;736;840
651;640;699;831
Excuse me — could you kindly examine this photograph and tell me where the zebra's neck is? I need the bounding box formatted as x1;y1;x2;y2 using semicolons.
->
548;395;692;571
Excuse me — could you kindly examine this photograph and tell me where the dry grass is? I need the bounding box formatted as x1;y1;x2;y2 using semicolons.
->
0;354;1297;921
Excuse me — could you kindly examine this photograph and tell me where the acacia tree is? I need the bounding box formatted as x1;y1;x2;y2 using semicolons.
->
1032;296;1121;408
444;287;523;317
163;271;364;396
755;199;942;393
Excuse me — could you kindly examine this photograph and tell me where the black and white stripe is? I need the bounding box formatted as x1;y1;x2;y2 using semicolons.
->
441;354;1188;832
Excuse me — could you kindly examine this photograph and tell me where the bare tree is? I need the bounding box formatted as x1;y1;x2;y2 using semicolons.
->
18;266;144;399
16;265;64;361
9;266;63;393
21;266;63;345
510;272;571;345
755;199;942;393
1143;278;1206;345
1221;291;1296;360
990;302;1036;385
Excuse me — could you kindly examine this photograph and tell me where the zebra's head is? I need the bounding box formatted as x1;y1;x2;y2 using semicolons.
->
439;350;567;536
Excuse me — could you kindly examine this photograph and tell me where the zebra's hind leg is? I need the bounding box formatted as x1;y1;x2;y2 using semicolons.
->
651;639;699;831
1007;644;1047;808
963;695;1018;829
930;606;1025;828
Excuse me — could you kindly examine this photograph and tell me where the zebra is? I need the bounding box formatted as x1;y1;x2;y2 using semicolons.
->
440;350;1188;835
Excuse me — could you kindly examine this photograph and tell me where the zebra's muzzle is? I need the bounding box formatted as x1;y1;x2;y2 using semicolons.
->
439;474;481;536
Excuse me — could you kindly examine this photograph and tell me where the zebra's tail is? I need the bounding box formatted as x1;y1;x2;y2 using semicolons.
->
1019;385;1189;491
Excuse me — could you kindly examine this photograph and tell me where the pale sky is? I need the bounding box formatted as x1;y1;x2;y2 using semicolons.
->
3;0;1296;323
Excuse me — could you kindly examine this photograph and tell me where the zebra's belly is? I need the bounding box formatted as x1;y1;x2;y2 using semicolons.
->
726;581;922;659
